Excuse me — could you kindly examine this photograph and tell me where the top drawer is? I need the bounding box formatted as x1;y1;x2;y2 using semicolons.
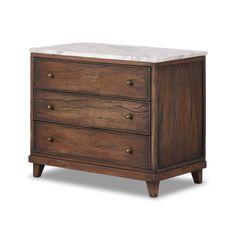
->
33;58;150;100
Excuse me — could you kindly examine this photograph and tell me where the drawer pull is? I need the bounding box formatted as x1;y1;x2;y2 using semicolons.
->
47;72;54;78
126;148;133;154
47;105;54;111
47;137;54;143
126;80;134;86
125;113;133;120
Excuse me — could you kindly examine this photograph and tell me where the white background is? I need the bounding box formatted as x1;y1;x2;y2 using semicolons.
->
0;0;235;235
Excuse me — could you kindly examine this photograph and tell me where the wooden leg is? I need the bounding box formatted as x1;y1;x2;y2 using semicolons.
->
191;169;202;184
146;181;160;198
33;163;45;177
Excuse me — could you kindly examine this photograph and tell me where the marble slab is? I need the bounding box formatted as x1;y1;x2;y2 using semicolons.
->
30;43;207;63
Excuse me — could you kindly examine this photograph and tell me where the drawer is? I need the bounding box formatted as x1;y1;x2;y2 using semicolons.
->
33;122;150;169
33;58;150;100
33;90;150;134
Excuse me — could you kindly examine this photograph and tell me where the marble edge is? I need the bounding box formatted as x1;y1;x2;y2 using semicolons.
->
30;46;207;63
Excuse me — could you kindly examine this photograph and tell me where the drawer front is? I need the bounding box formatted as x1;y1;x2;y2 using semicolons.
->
34;122;150;169
34;59;150;100
34;90;150;134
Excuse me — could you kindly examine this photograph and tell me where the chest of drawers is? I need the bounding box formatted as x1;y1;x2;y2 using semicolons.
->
29;43;207;197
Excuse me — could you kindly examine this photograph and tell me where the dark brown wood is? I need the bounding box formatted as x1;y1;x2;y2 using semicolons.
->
33;121;150;169
157;161;206;181
33;163;44;177
31;53;154;67
156;158;205;173
30;55;34;152
146;181;160;197
29;154;155;181
34;58;150;100
156;59;204;169
150;64;158;170
29;154;205;184
202;57;206;159
31;151;150;173
33;90;150;134
156;56;204;67
191;169;203;184
29;52;206;197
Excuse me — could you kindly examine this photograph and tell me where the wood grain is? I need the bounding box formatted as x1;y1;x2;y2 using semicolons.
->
191;169;203;184
31;53;154;67
34;58;150;100
156;161;206;181
33;163;44;177
29;53;206;197
29;154;155;181
33;121;150;169
156;60;204;169
33;90;150;134
146;181;160;197
150;64;158;170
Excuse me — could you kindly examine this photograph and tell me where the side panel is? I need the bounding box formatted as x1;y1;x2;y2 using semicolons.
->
156;57;205;169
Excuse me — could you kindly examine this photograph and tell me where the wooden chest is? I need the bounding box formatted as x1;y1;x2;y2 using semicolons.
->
29;43;207;197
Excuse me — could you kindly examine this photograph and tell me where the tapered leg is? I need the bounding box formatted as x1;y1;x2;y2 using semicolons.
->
33;163;45;177
146;181;160;198
191;169;202;184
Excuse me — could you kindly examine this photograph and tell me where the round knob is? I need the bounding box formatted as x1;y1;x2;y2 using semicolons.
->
47;73;54;78
126;80;133;86
126;148;133;154
47;105;54;111
125;114;133;120
47;137;54;143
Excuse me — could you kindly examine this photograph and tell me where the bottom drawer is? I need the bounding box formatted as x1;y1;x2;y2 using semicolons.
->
33;122;150;169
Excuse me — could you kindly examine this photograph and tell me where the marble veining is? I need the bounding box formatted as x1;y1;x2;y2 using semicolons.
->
30;43;207;63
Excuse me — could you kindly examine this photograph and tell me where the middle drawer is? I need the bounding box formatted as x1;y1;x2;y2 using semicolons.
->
33;90;150;134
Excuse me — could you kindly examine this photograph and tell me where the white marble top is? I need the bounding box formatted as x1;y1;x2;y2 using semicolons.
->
30;43;207;63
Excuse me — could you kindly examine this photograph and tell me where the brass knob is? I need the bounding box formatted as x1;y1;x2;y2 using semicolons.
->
47;137;54;143
126;148;133;154
47;105;54;111
125;114;133;120
47;73;54;78
126;80;133;86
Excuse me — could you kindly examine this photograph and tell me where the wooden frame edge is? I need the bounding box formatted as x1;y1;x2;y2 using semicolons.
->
29;154;155;182
29;154;206;183
156;161;207;181
31;53;154;67
150;64;158;170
